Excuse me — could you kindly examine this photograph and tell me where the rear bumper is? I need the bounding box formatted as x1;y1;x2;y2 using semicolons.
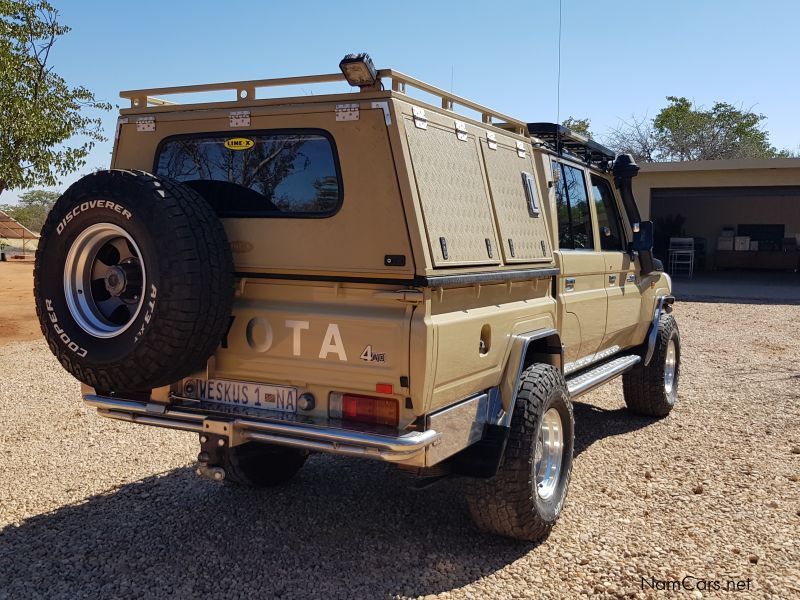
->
83;394;441;465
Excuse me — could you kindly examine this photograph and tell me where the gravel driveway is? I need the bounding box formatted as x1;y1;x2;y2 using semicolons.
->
1;302;798;599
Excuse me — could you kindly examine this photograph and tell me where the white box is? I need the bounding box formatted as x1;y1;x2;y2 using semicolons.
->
734;236;750;251
717;237;734;251
749;240;759;251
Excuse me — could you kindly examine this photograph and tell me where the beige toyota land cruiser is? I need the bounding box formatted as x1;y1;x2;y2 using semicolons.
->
34;54;678;541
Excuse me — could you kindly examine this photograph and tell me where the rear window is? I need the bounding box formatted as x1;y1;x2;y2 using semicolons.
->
154;130;341;217
553;162;594;250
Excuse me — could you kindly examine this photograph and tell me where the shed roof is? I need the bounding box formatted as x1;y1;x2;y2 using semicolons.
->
0;210;39;239
640;158;800;173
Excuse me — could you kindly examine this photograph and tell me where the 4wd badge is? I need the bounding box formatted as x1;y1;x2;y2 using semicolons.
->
360;345;386;363
224;137;255;151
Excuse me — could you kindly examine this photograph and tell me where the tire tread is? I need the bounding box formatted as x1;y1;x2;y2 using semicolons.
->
466;363;573;541
34;170;234;391
622;314;680;417
220;443;307;488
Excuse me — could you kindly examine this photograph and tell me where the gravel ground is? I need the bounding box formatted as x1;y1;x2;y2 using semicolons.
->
1;302;799;599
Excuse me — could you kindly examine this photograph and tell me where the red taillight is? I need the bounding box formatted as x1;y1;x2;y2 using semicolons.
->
330;392;398;426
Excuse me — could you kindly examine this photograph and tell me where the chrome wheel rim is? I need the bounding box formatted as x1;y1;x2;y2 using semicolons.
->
534;407;564;500
664;339;677;394
63;222;145;338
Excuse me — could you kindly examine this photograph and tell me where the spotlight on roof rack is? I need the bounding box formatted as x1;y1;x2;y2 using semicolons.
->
339;53;377;88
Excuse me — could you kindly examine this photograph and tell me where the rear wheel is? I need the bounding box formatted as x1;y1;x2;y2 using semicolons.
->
220;443;308;488
466;363;574;541
623;314;681;417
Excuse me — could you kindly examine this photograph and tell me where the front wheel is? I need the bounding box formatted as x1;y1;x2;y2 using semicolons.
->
466;363;574;541
623;313;681;417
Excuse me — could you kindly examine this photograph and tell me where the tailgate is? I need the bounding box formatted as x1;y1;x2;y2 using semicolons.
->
209;278;415;423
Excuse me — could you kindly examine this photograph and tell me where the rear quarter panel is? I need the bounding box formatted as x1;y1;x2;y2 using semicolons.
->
416;279;556;413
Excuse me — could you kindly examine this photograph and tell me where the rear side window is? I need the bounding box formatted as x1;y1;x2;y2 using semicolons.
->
155;130;341;217
553;162;594;250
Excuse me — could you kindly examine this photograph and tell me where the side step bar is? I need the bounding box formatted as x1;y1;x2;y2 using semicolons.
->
566;354;641;397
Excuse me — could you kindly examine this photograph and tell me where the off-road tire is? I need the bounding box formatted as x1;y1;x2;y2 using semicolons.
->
465;363;574;541
220;443;308;487
34;170;234;392
623;313;680;417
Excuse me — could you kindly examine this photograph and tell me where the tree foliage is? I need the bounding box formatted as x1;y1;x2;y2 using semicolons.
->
562;116;592;139
605;96;786;162
0;188;58;232
0;1;110;196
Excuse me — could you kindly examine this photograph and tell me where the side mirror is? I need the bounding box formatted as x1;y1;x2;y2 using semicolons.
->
632;220;654;251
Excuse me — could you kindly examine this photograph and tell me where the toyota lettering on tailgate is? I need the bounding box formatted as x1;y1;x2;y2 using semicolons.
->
222;316;374;362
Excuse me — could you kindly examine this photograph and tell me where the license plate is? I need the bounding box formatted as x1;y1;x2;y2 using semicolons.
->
192;379;297;413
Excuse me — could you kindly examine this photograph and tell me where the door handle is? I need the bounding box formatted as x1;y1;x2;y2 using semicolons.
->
608;274;617;286
565;277;576;292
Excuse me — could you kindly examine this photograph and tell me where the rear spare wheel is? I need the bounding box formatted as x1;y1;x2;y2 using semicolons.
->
34;170;234;392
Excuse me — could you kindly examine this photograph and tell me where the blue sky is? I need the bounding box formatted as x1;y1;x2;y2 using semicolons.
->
4;0;798;203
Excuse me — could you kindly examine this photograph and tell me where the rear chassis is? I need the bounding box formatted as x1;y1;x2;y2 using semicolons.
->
82;387;489;469
81;294;670;474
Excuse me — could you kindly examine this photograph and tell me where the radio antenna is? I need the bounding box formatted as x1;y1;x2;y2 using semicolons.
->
556;0;563;154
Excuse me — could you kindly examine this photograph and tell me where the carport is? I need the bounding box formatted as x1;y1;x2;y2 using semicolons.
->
0;210;39;258
633;159;800;274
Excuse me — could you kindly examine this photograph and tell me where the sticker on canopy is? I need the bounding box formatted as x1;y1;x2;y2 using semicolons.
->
224;138;255;151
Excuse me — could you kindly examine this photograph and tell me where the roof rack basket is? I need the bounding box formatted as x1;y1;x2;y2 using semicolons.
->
527;123;616;168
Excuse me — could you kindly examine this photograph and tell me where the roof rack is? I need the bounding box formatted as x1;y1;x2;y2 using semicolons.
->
119;69;529;135
383;71;527;135
527;123;616;168
120;72;346;109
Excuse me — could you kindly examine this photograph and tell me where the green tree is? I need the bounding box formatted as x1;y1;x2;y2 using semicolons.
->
606;96;786;162
0;188;58;231
777;146;800;158
654;96;777;160
0;1;110;197
562;117;592;139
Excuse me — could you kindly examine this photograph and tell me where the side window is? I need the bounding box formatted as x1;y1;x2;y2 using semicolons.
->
591;175;625;251
553;163;572;249
553;162;595;250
